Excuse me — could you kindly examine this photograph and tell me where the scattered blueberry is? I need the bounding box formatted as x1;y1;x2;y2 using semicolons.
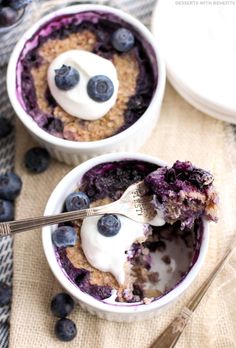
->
8;0;32;10
0;6;18;26
0;117;13;139
165;168;176;184
55;318;77;342
55;65;80;91
24;147;50;173
0;172;22;201
51;293;74;318
97;214;121;237
189;168;214;188
0;200;14;222
52;226;77;248
111;28;135;52
0;282;12;306
65;192;90;212
87;75;114;102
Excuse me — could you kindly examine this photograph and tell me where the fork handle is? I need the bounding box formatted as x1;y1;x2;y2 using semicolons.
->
0;201;119;237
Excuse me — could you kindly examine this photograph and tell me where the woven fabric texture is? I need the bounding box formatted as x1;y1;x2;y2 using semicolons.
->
9;83;236;348
0;67;15;348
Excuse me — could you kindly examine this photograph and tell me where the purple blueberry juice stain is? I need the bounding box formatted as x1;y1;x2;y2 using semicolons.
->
16;11;158;139
53;160;204;306
56;249;112;301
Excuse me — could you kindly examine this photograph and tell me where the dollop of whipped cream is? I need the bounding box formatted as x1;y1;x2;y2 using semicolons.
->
81;215;148;285
47;50;119;120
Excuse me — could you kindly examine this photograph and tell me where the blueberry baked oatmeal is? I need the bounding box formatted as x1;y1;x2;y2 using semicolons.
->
52;160;218;305
16;11;157;142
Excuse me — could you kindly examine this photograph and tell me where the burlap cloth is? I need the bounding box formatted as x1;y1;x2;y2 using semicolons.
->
9;82;236;347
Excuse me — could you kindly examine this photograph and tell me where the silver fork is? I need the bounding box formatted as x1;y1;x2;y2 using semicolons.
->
0;181;156;237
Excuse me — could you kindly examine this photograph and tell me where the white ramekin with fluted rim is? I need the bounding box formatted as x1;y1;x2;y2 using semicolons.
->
42;152;209;322
7;4;166;166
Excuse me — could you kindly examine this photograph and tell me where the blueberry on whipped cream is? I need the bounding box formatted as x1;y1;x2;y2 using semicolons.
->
55;65;80;91
97;214;121;237
87;75;114;102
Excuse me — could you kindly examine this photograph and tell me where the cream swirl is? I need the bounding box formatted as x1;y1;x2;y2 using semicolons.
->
81;215;148;285
47;50;119;120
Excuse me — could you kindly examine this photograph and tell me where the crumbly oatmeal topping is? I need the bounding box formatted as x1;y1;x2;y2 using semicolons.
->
66;241;120;290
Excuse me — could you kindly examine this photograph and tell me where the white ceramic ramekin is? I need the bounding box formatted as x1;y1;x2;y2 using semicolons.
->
42;152;209;322
7;4;166;166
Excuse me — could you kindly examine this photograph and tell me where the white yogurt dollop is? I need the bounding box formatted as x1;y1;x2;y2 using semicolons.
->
81;210;167;285
81;215;148;285
47;50;119;120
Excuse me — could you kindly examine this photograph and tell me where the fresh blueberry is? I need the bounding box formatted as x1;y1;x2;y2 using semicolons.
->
0;282;12;306
8;0;32;10
0;200;14;222
51;293;74;318
52;226;77;248
87;75;114;102
165;168;176;184
0;6;18;26
65;192;90;212
97;214;121;237
74;269;88;284
0;172;22;201
111;28;135;52
55;318;77;342
0;117;13;139
24;147;50;173
55;65;80;91
189;168;214;188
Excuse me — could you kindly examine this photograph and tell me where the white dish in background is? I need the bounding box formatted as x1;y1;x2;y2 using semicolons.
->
151;0;236;123
168;71;236;124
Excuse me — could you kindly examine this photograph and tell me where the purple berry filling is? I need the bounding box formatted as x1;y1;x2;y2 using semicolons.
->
144;160;218;229
56;249;112;301
16;11;158;140
80;160;158;201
